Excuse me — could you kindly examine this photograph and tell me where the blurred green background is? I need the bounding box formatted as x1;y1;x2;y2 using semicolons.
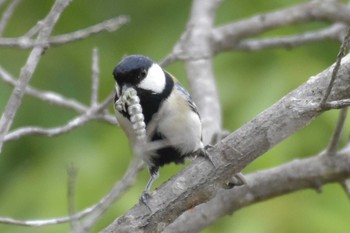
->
0;0;349;232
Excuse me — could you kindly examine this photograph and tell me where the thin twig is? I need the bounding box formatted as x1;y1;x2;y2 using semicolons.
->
67;163;84;233
82;158;144;231
0;0;21;36
0;159;143;228
4;92;116;142
0;16;129;48
340;180;350;200
233;24;347;52
212;1;350;54
0;157;143;228
326;108;348;156
0;0;7;9
23;20;45;38
0;208;94;227
0;65;88;114
91;48;99;107
322;99;350;110
0;0;72;153
320;27;350;106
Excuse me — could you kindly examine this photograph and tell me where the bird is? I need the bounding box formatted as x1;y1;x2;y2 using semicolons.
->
112;55;206;202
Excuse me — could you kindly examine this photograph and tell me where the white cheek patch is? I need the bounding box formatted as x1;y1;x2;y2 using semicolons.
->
138;64;166;93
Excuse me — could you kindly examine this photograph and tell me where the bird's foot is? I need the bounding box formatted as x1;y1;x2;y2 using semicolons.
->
139;191;152;204
196;145;216;168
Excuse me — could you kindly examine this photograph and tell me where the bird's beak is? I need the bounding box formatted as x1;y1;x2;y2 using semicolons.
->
121;84;131;97
115;83;132;112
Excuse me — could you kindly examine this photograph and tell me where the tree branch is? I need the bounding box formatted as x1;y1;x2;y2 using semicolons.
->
91;48;99;107
181;0;223;144
0;16;129;48
4;92;116;142
0;0;7;9
233;23;347;52
0;0;21;36
102;50;350;233
0;158;143;228
211;1;350;54
0;0;72;153
0;65;88;114
164;148;350;233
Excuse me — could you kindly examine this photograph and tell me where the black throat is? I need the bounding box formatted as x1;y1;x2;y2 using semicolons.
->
137;72;174;125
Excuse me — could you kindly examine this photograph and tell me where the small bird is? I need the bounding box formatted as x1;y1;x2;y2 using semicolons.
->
113;55;205;202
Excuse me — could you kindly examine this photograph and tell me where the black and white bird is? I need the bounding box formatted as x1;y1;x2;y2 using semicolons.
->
113;55;205;201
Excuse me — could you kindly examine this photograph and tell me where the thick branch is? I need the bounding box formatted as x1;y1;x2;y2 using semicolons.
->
182;0;222;144
164;149;350;233
102;53;350;233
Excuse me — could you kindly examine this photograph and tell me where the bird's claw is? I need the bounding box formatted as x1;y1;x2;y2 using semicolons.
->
139;191;152;204
196;145;216;168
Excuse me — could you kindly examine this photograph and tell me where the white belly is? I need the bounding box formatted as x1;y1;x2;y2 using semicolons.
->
155;92;203;155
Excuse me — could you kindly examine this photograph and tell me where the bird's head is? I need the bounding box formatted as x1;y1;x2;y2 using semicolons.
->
113;55;167;97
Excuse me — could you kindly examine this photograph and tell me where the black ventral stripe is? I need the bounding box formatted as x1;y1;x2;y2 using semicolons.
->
136;71;174;125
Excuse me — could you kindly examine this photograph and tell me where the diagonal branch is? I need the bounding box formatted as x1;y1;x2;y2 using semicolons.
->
0;0;72;153
4;92;116;142
0;0;21;36
0;65;88;113
0;157;143;228
102;53;350;233
164;148;350;233
233;23;347;51
0;16;129;48
211;1;350;54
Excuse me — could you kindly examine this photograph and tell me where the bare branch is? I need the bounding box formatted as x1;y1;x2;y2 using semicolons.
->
91;48;99;107
0;0;7;9
322;99;350;110
0;157;143;228
180;0;223;144
0;208;94;227
340;180;350;199
82;159;144;231
164;150;350;233
4;92;116;142
48;16;129;46
233;23;347;51
0;65;88;113
0;0;21;36
0;16;129;48
66;163;84;233
102;52;350;233
23;20;44;38
0;0;72;153
321;27;350;106
211;1;350;54
326;108;348;156
0;159;144;228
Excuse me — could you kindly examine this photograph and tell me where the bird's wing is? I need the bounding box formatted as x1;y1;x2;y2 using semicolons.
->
174;82;200;117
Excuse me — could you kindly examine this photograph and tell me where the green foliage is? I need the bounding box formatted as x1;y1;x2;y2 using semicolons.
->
0;0;349;232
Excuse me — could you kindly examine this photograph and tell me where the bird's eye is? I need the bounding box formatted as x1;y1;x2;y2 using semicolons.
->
139;69;147;79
